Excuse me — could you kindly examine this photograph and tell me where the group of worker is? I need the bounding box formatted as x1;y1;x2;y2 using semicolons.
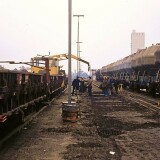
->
100;76;121;96
72;76;93;96
71;75;121;97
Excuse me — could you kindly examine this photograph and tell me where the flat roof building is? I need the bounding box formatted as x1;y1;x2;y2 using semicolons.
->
131;30;145;54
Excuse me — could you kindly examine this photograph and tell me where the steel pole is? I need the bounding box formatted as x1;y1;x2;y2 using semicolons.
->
78;50;82;75
68;0;72;104
73;15;84;77
77;17;79;76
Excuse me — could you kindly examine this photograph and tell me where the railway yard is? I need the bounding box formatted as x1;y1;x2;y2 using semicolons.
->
1;1;160;160
0;84;160;160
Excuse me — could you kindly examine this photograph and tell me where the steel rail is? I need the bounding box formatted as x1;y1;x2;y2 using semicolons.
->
121;91;160;113
93;81;160;112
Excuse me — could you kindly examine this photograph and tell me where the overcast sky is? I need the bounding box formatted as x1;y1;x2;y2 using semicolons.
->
0;0;160;73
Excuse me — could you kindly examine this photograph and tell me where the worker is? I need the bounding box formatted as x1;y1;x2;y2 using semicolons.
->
71;76;80;95
86;76;92;96
100;76;110;96
79;77;85;93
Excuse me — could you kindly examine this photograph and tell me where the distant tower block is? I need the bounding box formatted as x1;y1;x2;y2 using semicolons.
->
131;30;145;54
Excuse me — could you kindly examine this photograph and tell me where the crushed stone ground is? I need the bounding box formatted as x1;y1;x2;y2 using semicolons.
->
0;86;160;160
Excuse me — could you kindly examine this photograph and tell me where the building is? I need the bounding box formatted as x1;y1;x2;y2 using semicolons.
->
131;30;145;54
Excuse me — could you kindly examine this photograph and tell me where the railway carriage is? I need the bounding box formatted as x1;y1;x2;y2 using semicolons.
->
0;53;90;141
97;43;160;96
0;69;67;138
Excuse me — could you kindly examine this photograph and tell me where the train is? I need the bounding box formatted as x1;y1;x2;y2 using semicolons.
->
0;53;91;140
96;43;160;96
0;55;67;139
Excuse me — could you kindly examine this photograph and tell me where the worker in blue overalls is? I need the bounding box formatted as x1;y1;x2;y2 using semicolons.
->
71;76;80;95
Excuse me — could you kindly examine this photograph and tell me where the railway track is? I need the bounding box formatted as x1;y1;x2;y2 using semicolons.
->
93;81;160;113
0;84;160;159
121;91;160;113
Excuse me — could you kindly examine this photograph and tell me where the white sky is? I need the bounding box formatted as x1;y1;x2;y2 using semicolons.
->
0;0;160;73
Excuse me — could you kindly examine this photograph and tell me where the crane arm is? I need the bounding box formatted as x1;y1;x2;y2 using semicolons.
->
70;54;90;71
48;53;91;71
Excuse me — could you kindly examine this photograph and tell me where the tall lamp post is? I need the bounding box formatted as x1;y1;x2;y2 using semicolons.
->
68;0;72;104
73;15;84;76
78;50;82;76
76;41;83;76
62;0;80;122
